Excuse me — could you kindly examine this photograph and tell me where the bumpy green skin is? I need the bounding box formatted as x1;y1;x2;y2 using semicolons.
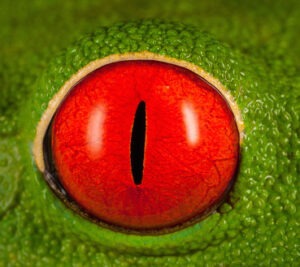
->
1;1;299;266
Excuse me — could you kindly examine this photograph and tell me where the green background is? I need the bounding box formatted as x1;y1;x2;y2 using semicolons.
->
0;0;299;266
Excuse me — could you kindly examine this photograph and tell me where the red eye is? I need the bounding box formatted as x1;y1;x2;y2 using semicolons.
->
49;60;239;231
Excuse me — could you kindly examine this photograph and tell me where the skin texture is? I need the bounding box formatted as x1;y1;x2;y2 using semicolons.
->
0;0;299;266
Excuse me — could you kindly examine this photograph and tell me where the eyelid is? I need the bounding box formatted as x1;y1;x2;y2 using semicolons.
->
33;51;244;172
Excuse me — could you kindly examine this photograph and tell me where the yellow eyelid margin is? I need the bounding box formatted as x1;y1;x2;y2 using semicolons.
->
33;51;244;172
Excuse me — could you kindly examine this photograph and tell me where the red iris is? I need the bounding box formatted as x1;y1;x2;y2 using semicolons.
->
51;60;239;230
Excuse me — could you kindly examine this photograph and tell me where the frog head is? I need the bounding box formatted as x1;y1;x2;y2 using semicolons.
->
0;4;298;266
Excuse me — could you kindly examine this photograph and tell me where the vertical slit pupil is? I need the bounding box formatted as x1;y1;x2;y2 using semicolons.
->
131;101;146;185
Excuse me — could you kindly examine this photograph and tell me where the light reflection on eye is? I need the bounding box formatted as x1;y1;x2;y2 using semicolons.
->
87;105;106;158
182;101;200;146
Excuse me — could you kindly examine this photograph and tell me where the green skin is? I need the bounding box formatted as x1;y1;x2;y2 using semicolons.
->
0;1;299;266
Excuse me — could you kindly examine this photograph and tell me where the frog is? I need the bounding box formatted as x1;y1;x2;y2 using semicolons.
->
0;0;299;266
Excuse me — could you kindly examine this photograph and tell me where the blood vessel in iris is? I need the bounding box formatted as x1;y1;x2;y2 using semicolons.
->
51;60;239;230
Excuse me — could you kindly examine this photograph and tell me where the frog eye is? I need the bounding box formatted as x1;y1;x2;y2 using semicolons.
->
35;54;242;233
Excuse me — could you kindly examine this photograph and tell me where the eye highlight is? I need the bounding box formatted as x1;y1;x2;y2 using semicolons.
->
41;59;240;233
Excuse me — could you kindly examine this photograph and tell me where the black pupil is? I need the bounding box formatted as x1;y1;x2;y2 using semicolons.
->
130;101;146;185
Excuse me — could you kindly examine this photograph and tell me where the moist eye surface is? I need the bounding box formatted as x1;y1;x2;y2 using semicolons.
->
43;60;240;232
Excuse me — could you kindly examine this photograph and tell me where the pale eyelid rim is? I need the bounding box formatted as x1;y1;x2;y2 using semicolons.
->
33;51;244;172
